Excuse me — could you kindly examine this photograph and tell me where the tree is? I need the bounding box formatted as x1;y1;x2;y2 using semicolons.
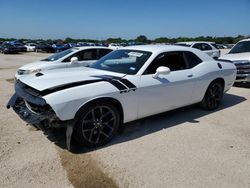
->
135;35;148;43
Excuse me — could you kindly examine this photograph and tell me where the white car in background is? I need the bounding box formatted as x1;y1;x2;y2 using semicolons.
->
25;43;37;52
16;46;113;79
219;38;250;83
8;45;236;149
176;41;220;59
108;43;122;50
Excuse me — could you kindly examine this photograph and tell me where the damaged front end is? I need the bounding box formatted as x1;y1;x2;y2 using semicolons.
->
7;80;74;150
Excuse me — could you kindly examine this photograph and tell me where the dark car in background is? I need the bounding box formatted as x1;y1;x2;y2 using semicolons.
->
35;43;55;53
52;43;71;53
0;43;20;54
14;43;27;52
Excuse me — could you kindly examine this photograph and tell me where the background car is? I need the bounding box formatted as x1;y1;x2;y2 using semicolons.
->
52;43;71;53
0;43;19;54
25;43;37;52
219;38;250;83
8;45;236;149
108;43;122;50
16;46;113;78
13;43;27;52
176;41;220;59
35;43;55;53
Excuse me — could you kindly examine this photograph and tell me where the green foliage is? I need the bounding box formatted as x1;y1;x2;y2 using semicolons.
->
0;35;249;44
135;35;148;43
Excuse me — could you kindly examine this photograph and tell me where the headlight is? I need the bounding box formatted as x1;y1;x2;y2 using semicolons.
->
17;69;42;75
30;69;42;74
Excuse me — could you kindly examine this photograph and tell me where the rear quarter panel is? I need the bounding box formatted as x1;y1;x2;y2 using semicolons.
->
191;60;236;103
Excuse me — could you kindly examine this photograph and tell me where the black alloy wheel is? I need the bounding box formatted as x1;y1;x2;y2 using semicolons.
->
201;81;224;110
73;102;120;148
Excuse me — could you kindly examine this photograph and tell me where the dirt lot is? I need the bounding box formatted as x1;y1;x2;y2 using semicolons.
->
0;51;250;188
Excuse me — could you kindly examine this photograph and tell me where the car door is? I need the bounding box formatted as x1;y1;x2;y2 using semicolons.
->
138;51;196;118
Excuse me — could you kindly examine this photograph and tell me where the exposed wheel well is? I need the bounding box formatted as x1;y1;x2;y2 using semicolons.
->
210;78;225;90
201;77;225;101
74;97;124;125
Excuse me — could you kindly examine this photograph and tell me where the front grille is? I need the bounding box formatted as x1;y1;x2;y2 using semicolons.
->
235;61;250;77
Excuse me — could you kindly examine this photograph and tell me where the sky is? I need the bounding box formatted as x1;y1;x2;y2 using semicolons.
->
0;0;250;40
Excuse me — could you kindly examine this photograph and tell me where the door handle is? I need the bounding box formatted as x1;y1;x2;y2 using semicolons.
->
187;73;193;77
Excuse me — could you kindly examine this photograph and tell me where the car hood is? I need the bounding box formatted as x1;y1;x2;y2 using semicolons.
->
18;67;126;91
219;52;250;61
19;61;53;70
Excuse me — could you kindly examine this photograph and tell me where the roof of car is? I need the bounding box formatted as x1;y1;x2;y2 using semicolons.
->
239;38;250;42
76;46;112;50
122;44;195;53
176;41;215;45
121;44;213;61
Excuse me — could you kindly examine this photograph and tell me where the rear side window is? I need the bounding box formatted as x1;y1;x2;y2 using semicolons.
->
98;49;112;59
184;51;202;68
192;43;201;50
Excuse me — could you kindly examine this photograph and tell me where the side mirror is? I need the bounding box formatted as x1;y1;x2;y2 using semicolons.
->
153;66;170;78
70;57;78;64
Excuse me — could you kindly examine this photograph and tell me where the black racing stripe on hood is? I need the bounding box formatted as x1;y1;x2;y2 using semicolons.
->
91;75;124;80
39;75;125;96
40;79;106;96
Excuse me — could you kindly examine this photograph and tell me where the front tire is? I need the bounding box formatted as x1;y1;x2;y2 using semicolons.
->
201;81;224;110
73;102;120;148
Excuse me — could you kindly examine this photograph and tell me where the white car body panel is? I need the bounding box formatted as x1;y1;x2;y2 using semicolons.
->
14;45;236;123
220;52;250;62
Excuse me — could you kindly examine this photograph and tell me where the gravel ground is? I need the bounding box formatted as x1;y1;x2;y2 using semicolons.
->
0;51;249;188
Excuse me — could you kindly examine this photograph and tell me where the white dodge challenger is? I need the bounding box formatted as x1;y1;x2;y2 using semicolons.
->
7;45;236;149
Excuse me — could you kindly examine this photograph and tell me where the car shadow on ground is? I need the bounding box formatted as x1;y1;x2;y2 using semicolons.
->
45;93;246;153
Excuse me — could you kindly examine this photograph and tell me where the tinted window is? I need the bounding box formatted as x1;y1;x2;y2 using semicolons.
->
184;51;202;68
144;51;188;74
98;49;112;58
192;43;201;50
229;41;250;54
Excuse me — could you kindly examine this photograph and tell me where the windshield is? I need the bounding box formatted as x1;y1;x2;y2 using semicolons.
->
90;50;152;74
229;41;250;54
42;48;75;61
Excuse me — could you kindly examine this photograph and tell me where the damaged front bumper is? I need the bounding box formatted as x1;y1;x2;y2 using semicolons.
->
7;93;63;130
7;80;74;150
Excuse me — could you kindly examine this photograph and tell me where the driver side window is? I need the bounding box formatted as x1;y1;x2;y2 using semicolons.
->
144;51;188;74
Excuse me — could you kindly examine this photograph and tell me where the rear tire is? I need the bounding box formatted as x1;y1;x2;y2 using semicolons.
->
201;81;224;110
73;101;120;148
